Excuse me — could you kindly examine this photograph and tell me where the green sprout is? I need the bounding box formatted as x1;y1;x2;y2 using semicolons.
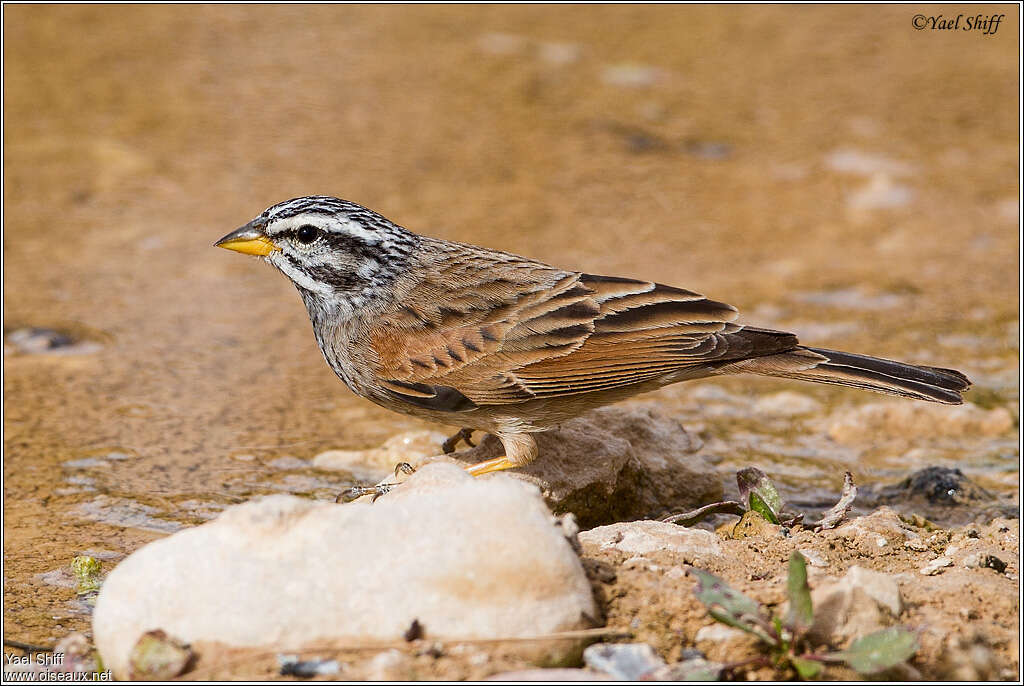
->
689;552;918;679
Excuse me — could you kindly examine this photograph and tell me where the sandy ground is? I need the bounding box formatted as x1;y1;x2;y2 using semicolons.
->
3;4;1019;678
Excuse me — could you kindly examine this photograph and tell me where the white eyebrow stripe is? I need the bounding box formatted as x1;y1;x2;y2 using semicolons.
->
266;214;380;245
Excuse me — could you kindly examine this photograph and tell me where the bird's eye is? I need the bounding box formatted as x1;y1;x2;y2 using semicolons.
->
296;225;321;244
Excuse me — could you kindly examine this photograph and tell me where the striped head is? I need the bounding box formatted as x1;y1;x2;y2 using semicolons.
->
216;196;420;320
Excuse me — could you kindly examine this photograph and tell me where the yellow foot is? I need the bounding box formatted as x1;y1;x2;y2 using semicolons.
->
464;455;516;477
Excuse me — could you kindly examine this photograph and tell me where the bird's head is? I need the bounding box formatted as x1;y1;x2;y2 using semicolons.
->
216;196;419;319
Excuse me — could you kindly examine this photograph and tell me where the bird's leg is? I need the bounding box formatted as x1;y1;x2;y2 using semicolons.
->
463;433;537;477
441;427;476;454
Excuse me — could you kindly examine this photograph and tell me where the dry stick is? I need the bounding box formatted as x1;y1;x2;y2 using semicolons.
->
4;639;55;653
661;500;746;525
181;627;632;680
809;471;857;531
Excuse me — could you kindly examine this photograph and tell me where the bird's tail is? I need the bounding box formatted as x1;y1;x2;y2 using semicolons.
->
723;345;971;404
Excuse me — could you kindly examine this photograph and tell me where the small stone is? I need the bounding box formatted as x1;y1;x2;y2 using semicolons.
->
127;630;193;681
579;521;721;559
807;566;902;644
845;566;902;615
583;642;665;680
5;327;102;355
648;657;724;681
278;655;341;678
904;538;930;551
920;557;953;575
962;553;1007;574
798;549;828;568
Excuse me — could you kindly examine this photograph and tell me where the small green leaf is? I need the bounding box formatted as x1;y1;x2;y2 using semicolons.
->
690;567;764;635
748;492;781;524
791;656;823;679
786;551;813;631
839;627;918;673
736;468;784;522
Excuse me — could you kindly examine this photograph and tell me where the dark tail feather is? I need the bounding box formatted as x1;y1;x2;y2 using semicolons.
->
777;346;971;405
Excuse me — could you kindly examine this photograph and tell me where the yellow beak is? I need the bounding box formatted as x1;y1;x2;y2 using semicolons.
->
214;223;279;257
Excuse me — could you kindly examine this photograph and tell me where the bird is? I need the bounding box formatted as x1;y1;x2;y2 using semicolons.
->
216;196;971;498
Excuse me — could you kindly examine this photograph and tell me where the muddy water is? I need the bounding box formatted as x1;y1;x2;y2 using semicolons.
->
3;5;1018;646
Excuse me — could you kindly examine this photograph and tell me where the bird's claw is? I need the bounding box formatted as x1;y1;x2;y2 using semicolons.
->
442;428;476;454
394;461;415;477
336;482;396;504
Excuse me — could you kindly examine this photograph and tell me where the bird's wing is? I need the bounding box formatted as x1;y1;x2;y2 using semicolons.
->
369;266;797;409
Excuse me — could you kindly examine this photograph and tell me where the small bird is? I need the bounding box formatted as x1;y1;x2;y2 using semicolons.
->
217;196;970;495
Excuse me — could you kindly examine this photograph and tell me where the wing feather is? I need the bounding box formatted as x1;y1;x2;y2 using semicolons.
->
369;263;797;408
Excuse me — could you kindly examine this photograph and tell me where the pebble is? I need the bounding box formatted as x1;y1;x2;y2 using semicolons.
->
807;566;902;644
920;557;954;575
277;655;341;678
578;520;721;559
962;553;1007;574
5;327;102;355
583;642;665;680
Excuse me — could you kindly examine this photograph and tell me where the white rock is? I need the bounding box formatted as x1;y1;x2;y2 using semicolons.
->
798;549;828;568
578;521;721;559
93;464;596;678
921;557;954;575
